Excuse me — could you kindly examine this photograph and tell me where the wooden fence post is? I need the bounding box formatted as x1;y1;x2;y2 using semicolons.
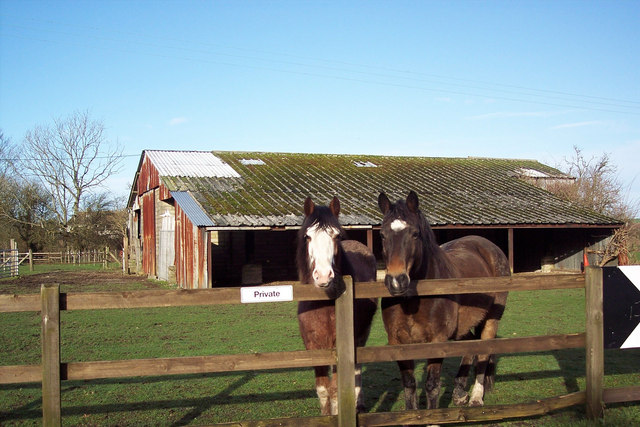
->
585;266;604;419
29;249;33;272
335;275;356;427
41;284;61;427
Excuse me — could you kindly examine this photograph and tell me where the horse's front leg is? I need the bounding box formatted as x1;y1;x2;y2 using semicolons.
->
330;365;338;415
313;366;332;416
452;354;474;406
355;363;365;413
425;358;443;410
469;308;504;407
397;360;417;410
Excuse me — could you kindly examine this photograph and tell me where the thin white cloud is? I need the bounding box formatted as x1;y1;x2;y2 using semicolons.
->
168;117;188;126
551;121;606;130
467;111;562;120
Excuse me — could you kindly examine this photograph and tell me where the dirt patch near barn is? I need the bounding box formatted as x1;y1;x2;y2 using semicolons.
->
0;269;170;295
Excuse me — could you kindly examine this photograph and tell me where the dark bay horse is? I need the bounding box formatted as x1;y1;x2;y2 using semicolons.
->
378;191;510;410
297;196;378;415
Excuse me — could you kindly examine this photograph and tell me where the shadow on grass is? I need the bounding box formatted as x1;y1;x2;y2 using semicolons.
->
2;348;638;425
0;369;317;425
362;347;640;415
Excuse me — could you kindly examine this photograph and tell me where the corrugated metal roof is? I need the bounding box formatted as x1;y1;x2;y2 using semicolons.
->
171;191;215;227
138;150;621;229
145;150;240;178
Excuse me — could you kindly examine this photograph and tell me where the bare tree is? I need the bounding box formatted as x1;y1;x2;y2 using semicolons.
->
0;130;18;178
68;192;127;251
549;146;632;218
548;145;639;265
20;111;124;231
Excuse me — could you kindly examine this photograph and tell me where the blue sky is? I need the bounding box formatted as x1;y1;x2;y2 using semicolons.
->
1;0;639;205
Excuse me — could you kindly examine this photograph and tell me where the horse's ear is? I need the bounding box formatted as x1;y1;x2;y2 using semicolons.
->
378;192;391;214
304;197;315;217
406;191;419;213
329;196;340;217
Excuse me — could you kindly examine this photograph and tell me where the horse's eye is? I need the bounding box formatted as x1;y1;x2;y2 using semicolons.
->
412;231;419;240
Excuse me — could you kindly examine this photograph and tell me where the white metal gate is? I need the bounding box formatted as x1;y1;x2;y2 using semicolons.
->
0;240;19;279
157;210;175;281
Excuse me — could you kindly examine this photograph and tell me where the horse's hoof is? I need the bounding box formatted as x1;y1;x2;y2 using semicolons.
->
468;398;484;407
452;390;469;406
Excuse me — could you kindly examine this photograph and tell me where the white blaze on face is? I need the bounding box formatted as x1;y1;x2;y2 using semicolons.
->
306;223;339;286
390;219;408;232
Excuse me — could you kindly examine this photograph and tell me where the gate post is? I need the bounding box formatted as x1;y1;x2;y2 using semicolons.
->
335;275;357;426
41;284;61;426
585;266;604;419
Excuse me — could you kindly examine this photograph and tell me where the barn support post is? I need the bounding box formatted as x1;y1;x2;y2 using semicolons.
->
507;228;514;274
335;275;357;427
585;266;604;419
41;284;61;427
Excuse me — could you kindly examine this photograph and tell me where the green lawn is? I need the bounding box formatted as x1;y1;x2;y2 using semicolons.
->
1;270;639;426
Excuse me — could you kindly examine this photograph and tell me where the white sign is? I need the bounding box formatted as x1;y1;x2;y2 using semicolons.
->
240;285;294;304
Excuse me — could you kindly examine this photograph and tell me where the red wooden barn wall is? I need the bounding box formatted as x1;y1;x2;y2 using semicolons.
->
141;191;156;278
175;203;209;289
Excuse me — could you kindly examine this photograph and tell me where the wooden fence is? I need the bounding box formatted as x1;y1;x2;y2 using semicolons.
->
1;267;639;426
9;248;121;272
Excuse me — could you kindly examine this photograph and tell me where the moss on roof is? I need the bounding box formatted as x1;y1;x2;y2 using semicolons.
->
149;150;620;228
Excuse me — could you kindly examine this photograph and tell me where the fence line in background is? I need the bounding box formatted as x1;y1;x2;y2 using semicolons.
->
1;247;122;272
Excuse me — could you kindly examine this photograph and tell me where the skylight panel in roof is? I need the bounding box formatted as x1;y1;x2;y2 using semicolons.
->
517;168;550;178
240;158;266;165
353;160;378;168
147;151;240;178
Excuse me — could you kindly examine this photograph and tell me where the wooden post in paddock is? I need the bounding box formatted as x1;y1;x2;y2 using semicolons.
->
41;284;61;427
585;266;604;419
335;275;356;427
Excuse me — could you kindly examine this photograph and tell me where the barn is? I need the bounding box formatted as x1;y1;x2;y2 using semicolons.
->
125;150;621;289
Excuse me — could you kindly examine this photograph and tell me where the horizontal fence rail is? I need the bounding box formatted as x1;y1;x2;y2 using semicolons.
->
1;270;639;426
0;272;587;313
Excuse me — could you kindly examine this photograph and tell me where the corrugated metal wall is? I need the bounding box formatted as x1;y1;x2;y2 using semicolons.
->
141;190;156;277
138;155;161;195
175;203;210;289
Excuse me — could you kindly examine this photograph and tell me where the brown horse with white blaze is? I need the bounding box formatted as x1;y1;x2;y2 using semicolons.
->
297;196;378;415
378;191;510;411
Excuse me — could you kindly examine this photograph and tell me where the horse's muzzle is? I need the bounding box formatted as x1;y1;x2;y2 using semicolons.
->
314;277;345;299
385;273;410;296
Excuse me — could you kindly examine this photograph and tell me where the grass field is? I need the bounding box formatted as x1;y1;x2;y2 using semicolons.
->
1;265;639;426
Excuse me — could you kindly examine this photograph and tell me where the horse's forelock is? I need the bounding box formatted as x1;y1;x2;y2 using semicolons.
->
383;199;436;250
304;206;344;237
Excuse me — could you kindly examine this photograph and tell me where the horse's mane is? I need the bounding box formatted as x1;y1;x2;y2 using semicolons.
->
296;205;346;284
